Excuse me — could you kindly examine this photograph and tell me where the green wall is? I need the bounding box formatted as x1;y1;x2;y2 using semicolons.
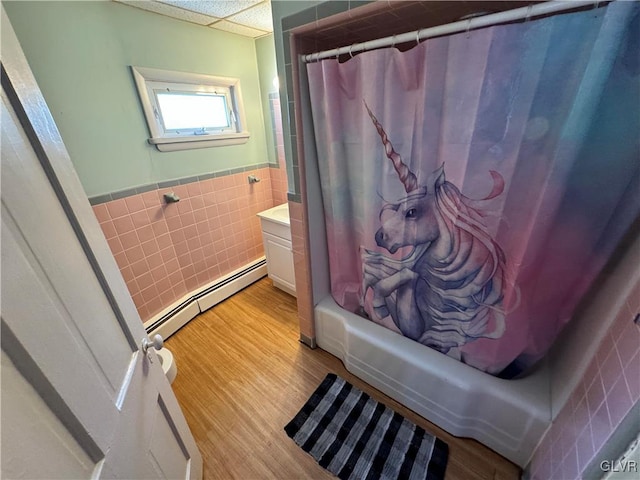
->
270;0;321;194
4;1;270;197
255;34;278;166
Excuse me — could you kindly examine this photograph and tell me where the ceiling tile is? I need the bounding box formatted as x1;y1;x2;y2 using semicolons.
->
210;20;267;38
116;0;219;25
158;0;262;19
226;1;273;32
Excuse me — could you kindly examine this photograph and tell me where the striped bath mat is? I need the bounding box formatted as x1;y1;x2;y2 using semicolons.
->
285;374;448;480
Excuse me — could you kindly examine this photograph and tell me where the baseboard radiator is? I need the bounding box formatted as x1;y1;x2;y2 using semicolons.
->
144;257;267;339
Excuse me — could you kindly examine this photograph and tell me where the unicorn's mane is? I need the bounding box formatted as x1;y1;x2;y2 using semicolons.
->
436;181;504;280
418;180;508;339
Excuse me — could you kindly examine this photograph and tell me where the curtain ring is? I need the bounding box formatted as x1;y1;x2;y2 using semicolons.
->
466;19;472;38
391;35;397;49
348;44;355;58
525;5;532;22
416;29;421;46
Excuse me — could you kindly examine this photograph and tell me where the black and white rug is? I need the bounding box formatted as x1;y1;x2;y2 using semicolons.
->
285;374;449;480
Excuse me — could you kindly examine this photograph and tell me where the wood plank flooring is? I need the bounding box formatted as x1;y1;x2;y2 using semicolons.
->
166;278;521;480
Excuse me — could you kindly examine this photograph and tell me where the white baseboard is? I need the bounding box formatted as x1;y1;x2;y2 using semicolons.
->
148;302;200;342
144;257;267;339
197;261;267;311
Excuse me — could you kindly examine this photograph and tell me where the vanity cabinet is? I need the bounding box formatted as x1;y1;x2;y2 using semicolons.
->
262;232;296;296
257;204;296;297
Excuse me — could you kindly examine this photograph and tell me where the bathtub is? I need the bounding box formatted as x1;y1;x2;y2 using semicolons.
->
315;297;550;467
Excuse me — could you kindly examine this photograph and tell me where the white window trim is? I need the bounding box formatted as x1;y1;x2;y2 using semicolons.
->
131;66;250;152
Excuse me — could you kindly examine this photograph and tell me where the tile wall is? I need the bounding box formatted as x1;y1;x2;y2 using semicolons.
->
270;162;289;206
93;166;284;322
289;201;314;338
529;280;640;480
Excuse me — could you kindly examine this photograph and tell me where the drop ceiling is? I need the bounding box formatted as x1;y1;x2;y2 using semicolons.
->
114;0;273;38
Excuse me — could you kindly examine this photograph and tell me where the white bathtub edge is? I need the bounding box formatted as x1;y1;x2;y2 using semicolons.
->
315;295;551;467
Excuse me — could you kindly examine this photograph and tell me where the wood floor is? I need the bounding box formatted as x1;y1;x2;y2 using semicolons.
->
166;278;521;480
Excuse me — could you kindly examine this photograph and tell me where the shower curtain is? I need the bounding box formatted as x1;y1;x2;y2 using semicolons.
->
306;2;640;376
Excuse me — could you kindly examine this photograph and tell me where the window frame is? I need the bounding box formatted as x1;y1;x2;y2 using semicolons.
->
131;66;250;152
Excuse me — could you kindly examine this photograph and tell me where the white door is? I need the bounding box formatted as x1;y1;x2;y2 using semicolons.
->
0;9;202;479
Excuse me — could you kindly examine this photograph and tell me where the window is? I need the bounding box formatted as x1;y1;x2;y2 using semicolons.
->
131;66;250;152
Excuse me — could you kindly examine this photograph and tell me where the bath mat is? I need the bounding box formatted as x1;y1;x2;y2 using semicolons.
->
284;373;448;480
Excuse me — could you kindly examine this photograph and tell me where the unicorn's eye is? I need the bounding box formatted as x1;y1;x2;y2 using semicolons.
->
406;208;417;218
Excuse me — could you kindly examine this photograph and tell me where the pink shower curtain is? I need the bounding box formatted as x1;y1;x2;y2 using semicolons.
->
306;2;639;376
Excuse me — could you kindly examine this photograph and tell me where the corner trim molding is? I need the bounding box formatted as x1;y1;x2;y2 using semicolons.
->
299;333;317;348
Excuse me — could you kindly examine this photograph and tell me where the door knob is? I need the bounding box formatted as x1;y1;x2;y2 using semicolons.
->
142;334;163;354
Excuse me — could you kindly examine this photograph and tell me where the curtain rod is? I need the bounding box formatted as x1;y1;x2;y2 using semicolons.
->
302;0;602;63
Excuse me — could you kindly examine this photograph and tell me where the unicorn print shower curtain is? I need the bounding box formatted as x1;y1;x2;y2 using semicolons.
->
306;2;639;376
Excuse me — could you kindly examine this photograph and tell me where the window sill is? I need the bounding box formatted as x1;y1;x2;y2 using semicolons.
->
148;132;250;152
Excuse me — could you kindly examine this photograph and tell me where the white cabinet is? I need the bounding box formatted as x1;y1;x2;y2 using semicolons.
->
262;232;296;296
257;204;296;297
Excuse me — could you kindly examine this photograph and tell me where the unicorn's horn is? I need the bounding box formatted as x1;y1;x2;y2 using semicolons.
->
364;101;418;193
